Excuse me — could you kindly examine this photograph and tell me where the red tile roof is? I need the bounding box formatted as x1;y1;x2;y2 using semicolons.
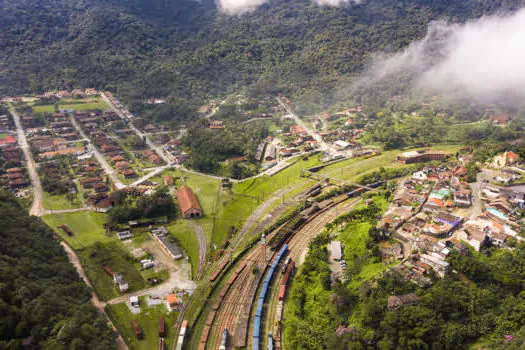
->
176;186;201;214
0;135;16;145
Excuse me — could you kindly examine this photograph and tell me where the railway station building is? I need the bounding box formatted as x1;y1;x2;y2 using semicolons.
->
176;185;203;218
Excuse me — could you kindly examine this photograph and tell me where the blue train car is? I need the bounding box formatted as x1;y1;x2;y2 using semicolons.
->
253;316;261;338
256;299;264;318
253;244;289;350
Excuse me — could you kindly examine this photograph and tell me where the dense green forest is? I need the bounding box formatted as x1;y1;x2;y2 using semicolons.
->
0;191;115;349
284;194;525;349
1;0;524;119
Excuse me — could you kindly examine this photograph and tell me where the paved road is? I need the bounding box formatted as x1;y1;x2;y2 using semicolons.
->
60;242;128;350
192;222;207;279
276;97;337;154
101;92;173;165
69;113;125;189
130;164;170;186
9;105;44;216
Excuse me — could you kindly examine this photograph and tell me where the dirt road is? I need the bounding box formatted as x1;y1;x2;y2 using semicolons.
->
107;240;196;305
60;242;128;350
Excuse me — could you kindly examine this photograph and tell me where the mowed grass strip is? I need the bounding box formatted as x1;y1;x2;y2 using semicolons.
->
212;155;322;245
319;144;462;182
78;242;147;301
31;98;109;113
106;302;177;350
166;221;200;278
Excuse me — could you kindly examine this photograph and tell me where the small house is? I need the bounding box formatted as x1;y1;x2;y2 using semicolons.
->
166;294;181;312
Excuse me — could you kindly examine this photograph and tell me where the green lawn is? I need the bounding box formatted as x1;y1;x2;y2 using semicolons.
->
32;98;109;113
106;302;178;350
41;211;111;249
41;191;83;210
166;221;200;278
319;144;462;183
336;195;391;289
211;155;321;247
78;242;147;301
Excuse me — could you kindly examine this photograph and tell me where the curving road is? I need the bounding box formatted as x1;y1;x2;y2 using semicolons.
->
60;242;128;350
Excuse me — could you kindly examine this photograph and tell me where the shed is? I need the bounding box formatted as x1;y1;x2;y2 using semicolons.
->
176;186;202;218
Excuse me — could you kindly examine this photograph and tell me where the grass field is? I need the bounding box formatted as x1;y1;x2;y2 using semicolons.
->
41;191;83;210
319;144;462;183
166;221;200;278
336;195;391;289
211;155;321;247
78;242;147;301
32;98;109;113
106;302;177;350
41;211;112;249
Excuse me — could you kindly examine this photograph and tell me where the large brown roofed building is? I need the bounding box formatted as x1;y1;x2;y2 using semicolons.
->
176;186;202;218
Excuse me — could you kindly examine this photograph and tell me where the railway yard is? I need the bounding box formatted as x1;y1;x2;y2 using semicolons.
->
190;193;362;350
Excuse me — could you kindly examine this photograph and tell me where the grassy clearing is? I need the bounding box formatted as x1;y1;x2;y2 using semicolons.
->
31;98;109;113
166;221;200;278
234;154;322;198
41;191;83;210
78;242;147;301
337;195;391;289
41;211;111;249
319;144;462;182
212;155;321;247
106;301;178;350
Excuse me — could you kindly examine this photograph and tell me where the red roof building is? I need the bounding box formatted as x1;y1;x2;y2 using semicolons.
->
0;135;16;147
176;186;202;219
164;175;174;186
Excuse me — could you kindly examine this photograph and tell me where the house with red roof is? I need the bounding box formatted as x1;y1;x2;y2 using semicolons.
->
0;135;16;148
492;151;519;168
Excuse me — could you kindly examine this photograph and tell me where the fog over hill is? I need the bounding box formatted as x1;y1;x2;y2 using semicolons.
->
346;8;525;105
1;0;524;116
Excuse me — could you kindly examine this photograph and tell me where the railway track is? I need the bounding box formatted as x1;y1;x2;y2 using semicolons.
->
206;225;283;349
174;185;362;350
262;197;360;350
204;195;358;349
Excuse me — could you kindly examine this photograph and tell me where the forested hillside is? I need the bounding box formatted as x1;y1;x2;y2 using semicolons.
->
1;0;523;118
0;192;115;349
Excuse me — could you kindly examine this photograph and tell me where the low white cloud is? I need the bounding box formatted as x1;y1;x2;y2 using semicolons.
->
354;9;525;103
215;0;270;15
216;0;357;15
